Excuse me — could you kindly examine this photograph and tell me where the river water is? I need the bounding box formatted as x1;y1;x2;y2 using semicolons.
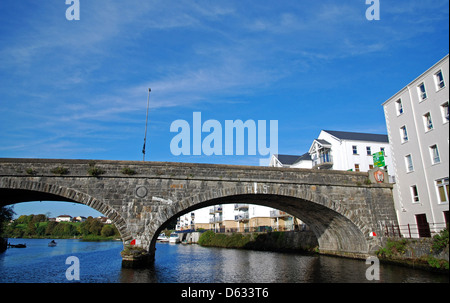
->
0;238;448;283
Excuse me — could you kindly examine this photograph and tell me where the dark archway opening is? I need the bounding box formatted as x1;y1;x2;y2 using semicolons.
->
150;194;369;260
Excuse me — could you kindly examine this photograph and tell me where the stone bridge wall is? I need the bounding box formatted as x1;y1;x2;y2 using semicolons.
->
0;158;398;265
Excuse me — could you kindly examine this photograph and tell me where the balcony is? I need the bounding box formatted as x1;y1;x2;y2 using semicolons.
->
270;210;290;218
209;205;222;214
234;204;249;210
312;152;333;169
235;213;249;222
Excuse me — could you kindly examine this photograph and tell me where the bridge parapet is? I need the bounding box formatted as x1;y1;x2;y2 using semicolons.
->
0;158;391;188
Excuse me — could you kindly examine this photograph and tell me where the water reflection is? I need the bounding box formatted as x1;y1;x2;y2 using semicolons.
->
120;243;449;283
1;239;448;283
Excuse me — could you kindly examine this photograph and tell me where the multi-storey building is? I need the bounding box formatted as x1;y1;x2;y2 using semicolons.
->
270;130;393;175
308;130;393;176
176;203;300;232
382;54;449;237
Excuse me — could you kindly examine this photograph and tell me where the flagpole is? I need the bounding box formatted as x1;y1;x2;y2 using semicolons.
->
142;88;151;161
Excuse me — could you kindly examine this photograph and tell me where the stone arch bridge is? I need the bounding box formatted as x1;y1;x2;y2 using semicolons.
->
0;158;398;266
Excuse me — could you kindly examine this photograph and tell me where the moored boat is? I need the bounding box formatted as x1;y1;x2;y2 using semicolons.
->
48;240;57;247
8;243;26;248
157;233;169;242
169;233;180;244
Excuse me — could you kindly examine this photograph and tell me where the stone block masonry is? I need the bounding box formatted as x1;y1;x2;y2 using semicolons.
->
0;158;398;267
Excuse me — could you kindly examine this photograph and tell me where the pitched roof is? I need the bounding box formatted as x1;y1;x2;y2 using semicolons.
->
323;130;388;143
274;153;311;165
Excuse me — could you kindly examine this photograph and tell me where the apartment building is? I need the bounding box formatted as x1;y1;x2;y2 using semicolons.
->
308;130;393;176
382;54;449;237
176;203;300;232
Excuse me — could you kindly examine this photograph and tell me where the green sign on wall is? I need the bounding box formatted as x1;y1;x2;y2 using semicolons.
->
373;151;385;167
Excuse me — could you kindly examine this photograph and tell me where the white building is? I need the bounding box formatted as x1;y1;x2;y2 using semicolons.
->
55;215;72;222
176;203;299;232
382;54;449;237
269;153;312;168
308;130;394;176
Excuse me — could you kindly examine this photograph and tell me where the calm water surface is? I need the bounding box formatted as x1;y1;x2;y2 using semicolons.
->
0;238;448;283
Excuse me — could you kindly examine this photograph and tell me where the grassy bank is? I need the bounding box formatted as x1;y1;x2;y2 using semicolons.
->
198;231;318;253
376;228;449;273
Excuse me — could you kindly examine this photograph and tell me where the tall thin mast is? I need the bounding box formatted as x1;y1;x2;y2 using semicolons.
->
142;88;151;161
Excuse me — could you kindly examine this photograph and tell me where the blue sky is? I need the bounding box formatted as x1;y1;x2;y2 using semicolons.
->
1;0;449;217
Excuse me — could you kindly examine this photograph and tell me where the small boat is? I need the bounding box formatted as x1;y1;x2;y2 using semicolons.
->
48;240;57;247
8;243;26;248
169;233;180;244
157;233;169;242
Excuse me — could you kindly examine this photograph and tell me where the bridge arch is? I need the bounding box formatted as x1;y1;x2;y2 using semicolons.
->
147;183;374;259
0;178;132;242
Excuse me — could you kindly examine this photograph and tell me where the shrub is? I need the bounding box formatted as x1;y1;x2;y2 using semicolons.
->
87;166;105;177
51;166;69;175
121;167;137;175
431;228;449;253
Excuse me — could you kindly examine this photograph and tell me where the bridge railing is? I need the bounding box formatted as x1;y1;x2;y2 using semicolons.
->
382;222;448;239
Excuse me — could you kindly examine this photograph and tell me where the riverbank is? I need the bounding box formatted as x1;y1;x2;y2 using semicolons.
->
198;230;318;253
376;229;449;274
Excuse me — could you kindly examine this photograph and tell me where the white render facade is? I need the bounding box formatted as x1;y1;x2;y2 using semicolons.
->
382;54;449;237
308;130;394;176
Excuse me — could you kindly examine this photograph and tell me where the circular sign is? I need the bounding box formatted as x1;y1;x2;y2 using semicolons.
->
373;170;384;183
136;186;148;198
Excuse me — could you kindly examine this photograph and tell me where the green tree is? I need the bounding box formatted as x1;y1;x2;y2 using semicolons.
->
32;214;47;223
26;221;37;236
89;220;103;236
101;225;115;237
45;221;58;235
0;205;16;236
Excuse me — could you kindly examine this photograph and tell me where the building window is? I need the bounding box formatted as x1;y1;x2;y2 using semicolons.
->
423;112;433;131
435;70;445;90
436;178;449;203
369;164;374;170
366;146;371;156
441;101;449;123
430;145;440;164
396;99;404;115
418;83;427;101
380;147;385;156
400;126;408;143
411;185;419;203
354;164;360;172
405;154;414;172
352;145;358;155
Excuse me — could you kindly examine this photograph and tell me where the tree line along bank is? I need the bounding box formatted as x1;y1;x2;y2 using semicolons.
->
1;214;120;240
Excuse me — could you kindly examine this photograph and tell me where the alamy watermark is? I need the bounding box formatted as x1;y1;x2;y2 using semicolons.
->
65;1;379;22
365;0;380;21
365;256;380;281
66;0;80;21
170;112;278;165
65;256;80;281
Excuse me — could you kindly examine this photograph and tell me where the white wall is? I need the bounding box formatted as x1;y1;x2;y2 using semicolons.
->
383;54;449;235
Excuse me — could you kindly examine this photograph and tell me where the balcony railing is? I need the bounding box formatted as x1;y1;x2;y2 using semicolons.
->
235;213;249;221
234;204;249;210
382;222;448;238
270;210;290;218
312;153;333;169
209;205;223;214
